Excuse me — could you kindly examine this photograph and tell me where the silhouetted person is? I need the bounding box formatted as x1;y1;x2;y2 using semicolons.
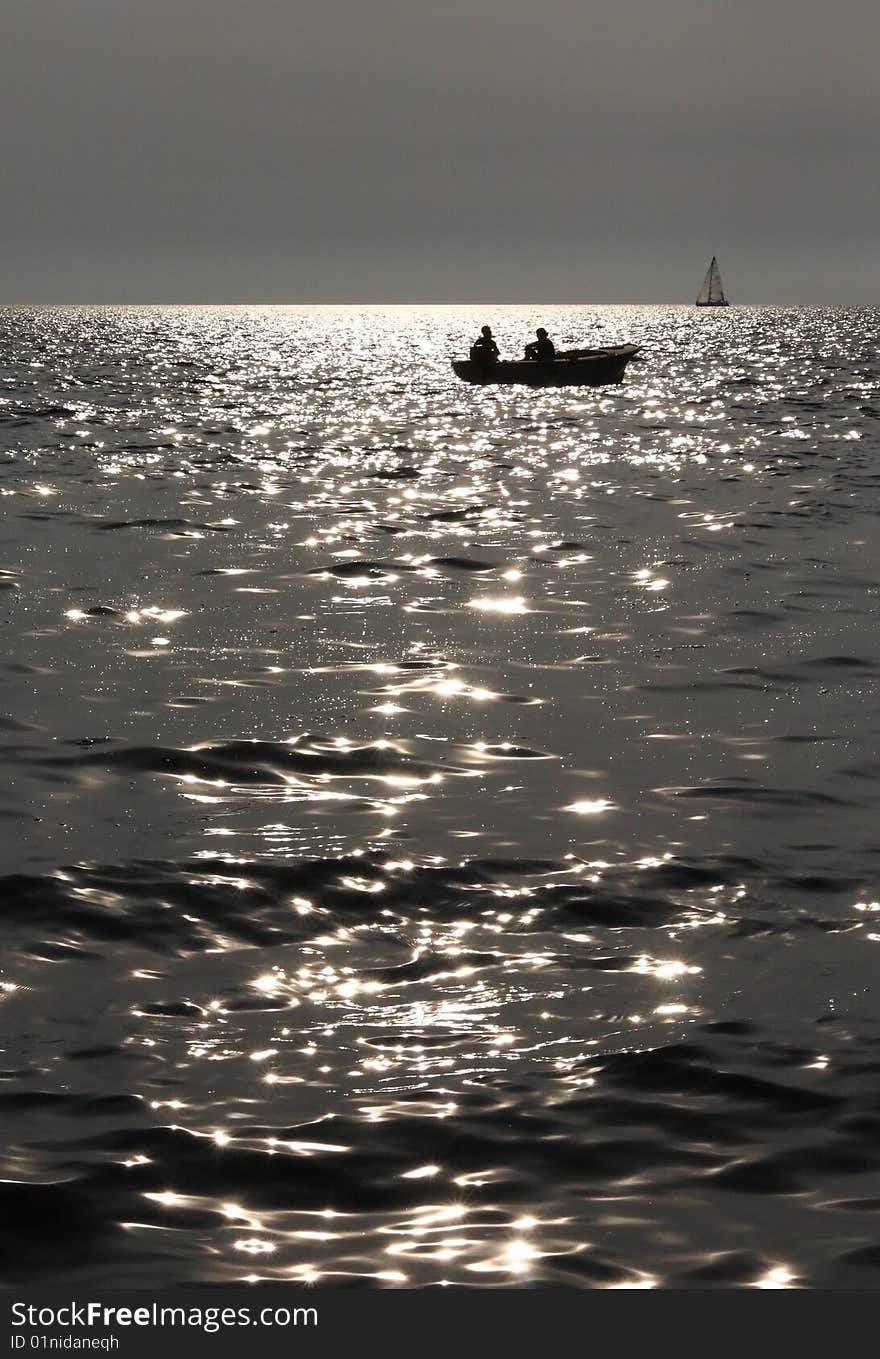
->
470;325;500;366
525;327;556;362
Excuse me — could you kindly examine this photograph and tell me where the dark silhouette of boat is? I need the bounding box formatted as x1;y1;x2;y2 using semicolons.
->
452;344;641;387
696;256;729;306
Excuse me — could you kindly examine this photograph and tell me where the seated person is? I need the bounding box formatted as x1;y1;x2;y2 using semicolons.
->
469;325;500;365
524;327;556;362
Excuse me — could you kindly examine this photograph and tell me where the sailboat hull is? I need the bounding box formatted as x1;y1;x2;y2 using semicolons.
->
695;300;730;307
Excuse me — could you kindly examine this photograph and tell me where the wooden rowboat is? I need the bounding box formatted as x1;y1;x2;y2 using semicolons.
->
451;344;641;387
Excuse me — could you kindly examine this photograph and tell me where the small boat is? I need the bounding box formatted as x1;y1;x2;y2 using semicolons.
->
452;344;641;387
696;256;729;306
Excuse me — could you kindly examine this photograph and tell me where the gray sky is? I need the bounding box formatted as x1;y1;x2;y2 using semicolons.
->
2;0;878;303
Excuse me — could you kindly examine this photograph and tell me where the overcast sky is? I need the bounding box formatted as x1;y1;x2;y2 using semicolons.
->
2;0;878;303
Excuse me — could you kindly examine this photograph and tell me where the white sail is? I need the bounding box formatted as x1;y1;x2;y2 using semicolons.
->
696;256;727;305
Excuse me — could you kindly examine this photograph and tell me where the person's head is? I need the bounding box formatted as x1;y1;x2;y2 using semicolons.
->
481;325;492;337
536;327;547;338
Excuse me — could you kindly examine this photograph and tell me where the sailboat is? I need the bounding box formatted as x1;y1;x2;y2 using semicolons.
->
696;256;729;306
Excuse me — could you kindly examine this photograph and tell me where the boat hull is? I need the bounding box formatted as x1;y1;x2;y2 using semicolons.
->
452;345;641;387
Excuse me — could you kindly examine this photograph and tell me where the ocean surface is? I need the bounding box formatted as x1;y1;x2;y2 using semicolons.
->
2;303;880;1289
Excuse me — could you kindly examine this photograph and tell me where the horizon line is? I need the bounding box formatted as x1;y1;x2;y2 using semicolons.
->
0;299;872;309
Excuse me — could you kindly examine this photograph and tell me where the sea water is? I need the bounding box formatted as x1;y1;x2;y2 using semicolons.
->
2;303;880;1287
